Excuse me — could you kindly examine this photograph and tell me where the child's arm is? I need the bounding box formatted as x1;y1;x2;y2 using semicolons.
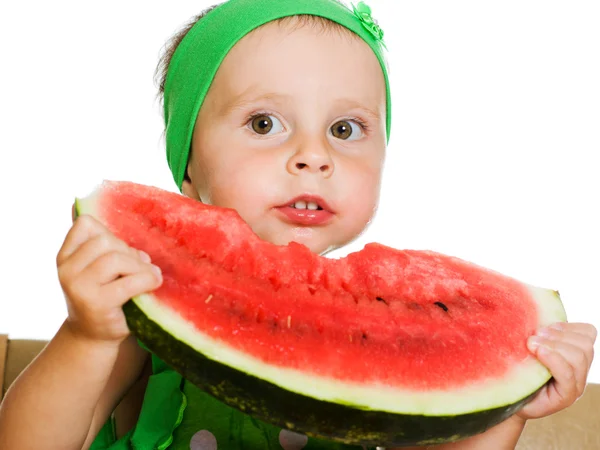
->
0;214;162;449
0;325;148;449
394;415;526;450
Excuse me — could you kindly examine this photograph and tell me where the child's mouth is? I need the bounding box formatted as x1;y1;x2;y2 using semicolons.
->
275;195;334;226
289;200;323;210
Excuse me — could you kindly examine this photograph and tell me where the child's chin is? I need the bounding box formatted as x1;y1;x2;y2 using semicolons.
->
272;229;332;253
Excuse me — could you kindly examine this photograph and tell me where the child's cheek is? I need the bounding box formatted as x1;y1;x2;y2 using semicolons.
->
342;170;381;224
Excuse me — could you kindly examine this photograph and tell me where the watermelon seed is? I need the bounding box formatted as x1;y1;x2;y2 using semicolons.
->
205;294;213;304
349;334;353;342
376;296;388;305
287;316;291;328
362;332;368;340
434;301;448;312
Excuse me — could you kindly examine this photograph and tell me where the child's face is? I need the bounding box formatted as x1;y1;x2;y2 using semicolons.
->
182;19;387;255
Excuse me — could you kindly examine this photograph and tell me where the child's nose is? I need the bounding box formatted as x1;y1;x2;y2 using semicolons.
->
286;139;334;178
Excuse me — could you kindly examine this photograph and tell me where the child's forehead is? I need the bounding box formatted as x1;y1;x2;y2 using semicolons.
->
207;20;385;107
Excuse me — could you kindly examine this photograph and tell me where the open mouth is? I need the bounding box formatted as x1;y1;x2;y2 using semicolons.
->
281;195;334;214
288;200;323;211
275;195;335;226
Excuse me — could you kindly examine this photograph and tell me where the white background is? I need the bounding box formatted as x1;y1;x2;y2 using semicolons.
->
0;1;598;383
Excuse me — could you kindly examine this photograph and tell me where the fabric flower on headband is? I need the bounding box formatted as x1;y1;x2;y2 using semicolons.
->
352;1;387;49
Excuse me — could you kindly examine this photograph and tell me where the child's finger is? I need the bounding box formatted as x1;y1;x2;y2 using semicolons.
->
559;322;598;343
57;215;110;265
58;233;138;279
81;251;160;287
534;326;595;370
101;268;163;304
531;340;585;398
536;348;578;407
64;253;150;305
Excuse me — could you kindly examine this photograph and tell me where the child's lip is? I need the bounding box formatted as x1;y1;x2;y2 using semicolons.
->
277;194;335;214
274;205;335;226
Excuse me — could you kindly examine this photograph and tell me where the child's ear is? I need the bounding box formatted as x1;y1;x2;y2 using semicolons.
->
180;164;202;202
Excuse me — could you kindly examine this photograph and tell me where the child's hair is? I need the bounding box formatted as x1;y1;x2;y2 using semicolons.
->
154;4;220;108
154;2;358;114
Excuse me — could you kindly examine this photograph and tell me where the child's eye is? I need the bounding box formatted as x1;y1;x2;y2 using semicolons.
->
248;114;284;135
330;119;365;141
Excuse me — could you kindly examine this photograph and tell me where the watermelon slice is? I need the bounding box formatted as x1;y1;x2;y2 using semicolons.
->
75;181;566;447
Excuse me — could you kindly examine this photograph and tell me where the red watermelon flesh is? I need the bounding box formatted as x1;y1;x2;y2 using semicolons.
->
81;181;557;393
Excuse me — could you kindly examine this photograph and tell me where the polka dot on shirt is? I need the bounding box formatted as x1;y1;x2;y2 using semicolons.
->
188;428;311;449
189;430;217;450
279;429;309;449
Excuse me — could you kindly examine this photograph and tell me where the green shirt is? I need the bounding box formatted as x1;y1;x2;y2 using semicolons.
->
90;350;376;450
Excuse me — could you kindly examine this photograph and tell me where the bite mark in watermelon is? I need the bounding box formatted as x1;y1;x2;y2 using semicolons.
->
75;181;567;447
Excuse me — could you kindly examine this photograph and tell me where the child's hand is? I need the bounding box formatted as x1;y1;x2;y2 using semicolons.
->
516;322;597;420
56;210;162;344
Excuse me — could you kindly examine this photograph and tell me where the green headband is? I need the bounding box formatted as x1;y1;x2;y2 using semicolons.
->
164;0;392;190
